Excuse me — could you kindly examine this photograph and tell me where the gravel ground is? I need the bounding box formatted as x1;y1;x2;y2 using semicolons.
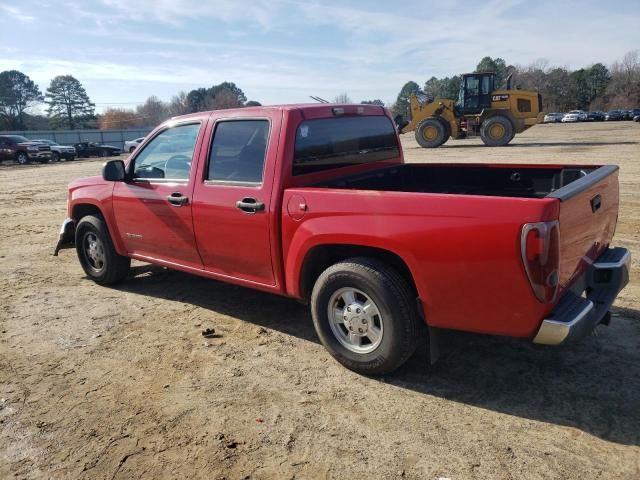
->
1;121;639;479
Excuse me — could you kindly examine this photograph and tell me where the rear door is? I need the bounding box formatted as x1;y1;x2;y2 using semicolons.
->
111;121;205;268
549;165;619;288
191;113;280;286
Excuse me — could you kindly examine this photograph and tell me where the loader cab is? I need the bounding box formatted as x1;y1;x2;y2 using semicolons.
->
456;72;495;115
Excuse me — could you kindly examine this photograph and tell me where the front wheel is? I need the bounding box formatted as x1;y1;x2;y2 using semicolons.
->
75;215;130;285
311;257;420;375
415;117;448;148
100;149;110;158
51;152;60;162
15;151;29;165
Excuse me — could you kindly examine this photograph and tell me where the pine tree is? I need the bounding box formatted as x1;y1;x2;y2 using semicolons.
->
45;75;95;129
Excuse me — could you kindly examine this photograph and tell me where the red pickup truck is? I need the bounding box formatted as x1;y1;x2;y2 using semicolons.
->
54;104;630;374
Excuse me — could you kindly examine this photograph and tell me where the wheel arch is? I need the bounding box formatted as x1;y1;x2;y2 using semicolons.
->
72;203;103;222
71;201;127;256
297;244;418;303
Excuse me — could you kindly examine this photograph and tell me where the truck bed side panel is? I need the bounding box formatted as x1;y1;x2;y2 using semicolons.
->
282;188;559;338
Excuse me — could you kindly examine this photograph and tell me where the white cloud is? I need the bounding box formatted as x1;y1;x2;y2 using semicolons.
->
0;4;35;22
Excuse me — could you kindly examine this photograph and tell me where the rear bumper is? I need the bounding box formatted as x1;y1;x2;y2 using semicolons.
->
53;218;75;256
533;247;630;345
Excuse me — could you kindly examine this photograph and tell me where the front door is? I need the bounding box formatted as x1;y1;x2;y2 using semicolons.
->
192;115;278;286
112;121;204;269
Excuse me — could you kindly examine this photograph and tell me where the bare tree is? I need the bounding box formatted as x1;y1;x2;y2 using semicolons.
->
168;91;189;117
334;93;352;104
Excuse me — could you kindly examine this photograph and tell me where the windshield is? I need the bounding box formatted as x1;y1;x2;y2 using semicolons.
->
293;115;399;176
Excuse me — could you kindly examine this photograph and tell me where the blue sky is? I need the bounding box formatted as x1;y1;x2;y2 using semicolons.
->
1;0;639;112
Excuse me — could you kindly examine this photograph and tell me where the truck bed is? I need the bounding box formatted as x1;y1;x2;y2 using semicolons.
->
316;163;599;198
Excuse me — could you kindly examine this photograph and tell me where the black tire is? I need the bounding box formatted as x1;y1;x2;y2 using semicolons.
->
75;214;130;285
100;149;110;158
51;152;60;162
311;257;420;375
415;117;448;148
129;146;135;153
15;151;29;165
480;115;514;147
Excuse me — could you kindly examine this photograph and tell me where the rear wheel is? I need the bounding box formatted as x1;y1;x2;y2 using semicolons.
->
311;257;420;375
129;146;136;153
75;215;130;285
100;149;110;158
480;115;514;146
15;151;29;165
415;118;448;148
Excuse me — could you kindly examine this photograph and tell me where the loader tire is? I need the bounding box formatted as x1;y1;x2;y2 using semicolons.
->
415;118;447;148
480;115;513;147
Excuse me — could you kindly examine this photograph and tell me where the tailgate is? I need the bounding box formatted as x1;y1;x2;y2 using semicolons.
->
548;165;619;288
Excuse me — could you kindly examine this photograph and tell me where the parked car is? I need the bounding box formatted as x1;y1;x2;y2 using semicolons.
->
31;139;76;161
567;110;587;121
74;142;121;158
54;104;630;375
0;135;51;164
124;137;146;153
586;111;605;121
605;110;625;121
627;108;640;121
561;113;580;123
543;112;564;123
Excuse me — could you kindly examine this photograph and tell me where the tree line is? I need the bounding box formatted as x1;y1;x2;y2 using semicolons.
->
392;50;640;118
3;49;638;131
0;73;263;131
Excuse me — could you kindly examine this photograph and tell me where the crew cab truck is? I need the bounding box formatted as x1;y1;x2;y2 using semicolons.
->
0;135;52;164
54;104;630;374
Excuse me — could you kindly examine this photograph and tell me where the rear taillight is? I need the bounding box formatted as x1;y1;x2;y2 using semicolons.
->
521;221;560;303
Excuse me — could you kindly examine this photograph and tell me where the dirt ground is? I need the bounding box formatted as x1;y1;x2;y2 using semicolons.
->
1;122;639;479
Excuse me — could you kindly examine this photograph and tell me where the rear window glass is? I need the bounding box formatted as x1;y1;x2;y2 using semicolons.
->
293;116;399;176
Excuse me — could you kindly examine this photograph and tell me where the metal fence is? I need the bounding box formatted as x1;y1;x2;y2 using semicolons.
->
1;128;153;151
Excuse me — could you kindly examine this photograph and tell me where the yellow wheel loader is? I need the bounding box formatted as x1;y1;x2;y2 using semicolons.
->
397;72;544;147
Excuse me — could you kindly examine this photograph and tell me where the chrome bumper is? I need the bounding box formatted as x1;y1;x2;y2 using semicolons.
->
28;151;52;159
533;247;630;345
53;218;75;256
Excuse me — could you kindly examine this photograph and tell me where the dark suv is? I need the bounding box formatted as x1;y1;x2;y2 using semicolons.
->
0;135;52;164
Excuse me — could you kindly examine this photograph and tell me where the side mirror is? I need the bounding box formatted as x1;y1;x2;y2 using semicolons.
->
102;159;126;182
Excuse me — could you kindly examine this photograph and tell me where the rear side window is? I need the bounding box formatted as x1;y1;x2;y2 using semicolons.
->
207;120;269;183
293;116;399;176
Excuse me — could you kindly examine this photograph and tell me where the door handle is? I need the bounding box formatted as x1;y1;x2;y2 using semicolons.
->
167;192;189;206
236;197;265;214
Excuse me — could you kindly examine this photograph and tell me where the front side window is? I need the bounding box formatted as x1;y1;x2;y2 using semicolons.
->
132;123;200;180
293;116;399;175
207;120;269;183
